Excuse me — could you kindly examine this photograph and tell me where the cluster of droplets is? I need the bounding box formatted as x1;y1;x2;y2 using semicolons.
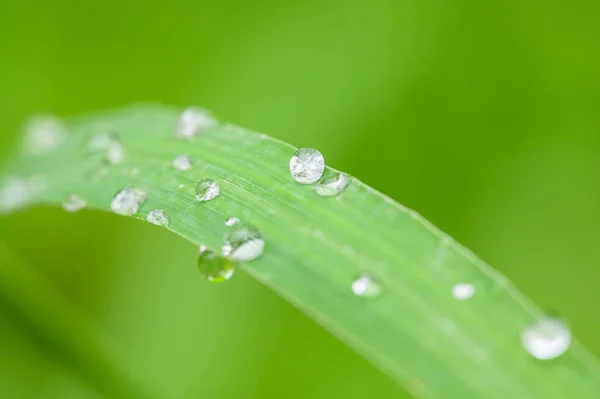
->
5;106;575;363
289;148;350;197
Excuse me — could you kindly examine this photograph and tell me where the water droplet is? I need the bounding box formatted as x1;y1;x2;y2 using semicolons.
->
521;316;571;360
222;224;264;262
290;148;325;184
225;216;240;227
195;179;220;202
23;115;66;155
176;107;217;138
88;133;126;164
351;275;382;298
62;194;86;213
131;167;140;176
107;140;126;165
0;177;32;213
173;154;192;171
89;132;114;151
451;283;475;300
146;209;170;227
197;245;235;282
316;172;350;197
111;187;147;216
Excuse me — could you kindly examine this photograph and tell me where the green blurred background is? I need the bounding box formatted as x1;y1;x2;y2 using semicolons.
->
1;1;600;398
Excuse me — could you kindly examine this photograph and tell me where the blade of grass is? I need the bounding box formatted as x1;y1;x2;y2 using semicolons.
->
1;103;599;398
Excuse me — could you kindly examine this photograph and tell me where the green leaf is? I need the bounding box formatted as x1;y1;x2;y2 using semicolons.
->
2;104;600;398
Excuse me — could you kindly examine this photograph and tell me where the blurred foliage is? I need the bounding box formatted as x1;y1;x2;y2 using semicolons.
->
1;0;599;398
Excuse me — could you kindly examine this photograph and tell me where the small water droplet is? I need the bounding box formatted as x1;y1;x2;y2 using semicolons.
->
131;167;140;176
176;107;217;138
178;184;185;189
197;245;235;282
173;154;192;171
23;115;66;155
225;216;240;227
62;194;87;213
146;209;170;227
88;133;126;164
89;132;114;151
195;179;220;202
316;172;350;197
352;275;382;298
0;177;32;213
107;141;126;165
451;283;475;300
521;316;571;360
111;187;147;216
222;224;264;262
290;148;325;184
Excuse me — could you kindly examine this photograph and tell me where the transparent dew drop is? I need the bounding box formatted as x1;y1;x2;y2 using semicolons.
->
173;154;192;171
289;148;325;184
176;107;218;139
23;115;66;155
451;283;475;300
0;177;32;214
62;194;87;213
225;216;240;227
222;224;265;262
521;316;571;360
197;245;235;282
351;275;382;298
316;172;350;197
107;140;126;165
146;209;170;227
195;179;220;202
111;187;147;216
89;133;114;151
88;133;126;165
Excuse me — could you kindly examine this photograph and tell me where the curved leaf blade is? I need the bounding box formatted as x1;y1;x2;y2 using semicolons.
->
2;104;599;398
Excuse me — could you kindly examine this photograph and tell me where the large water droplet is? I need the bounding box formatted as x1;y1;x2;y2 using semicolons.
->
352;275;382;298
173;154;192;171
0;177;32;213
197;245;235;282
451;283;475;300
63;194;87;213
195;179;220;202
290;148;325;184
225;216;240;227
176;107;217;138
23;115;66;155
521;316;571;360
146;209;170;227
222;224;264;262
316;172;350;197
111;187;147;216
